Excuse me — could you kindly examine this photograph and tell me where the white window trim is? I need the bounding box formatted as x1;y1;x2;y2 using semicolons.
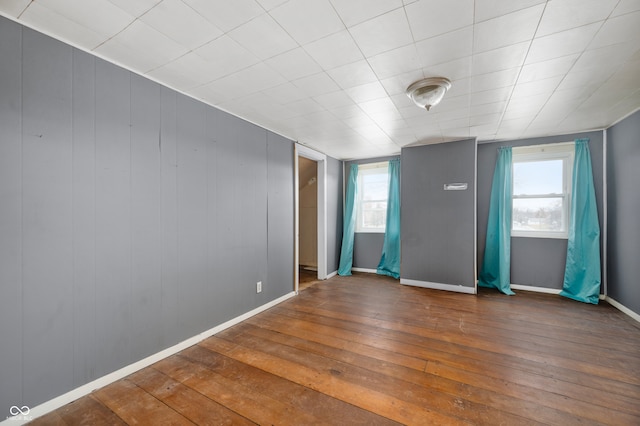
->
355;162;389;234
511;142;574;239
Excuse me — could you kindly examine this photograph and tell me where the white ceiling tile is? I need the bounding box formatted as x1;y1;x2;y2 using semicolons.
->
502;95;549;120
471;86;513;106
96;20;188;72
183;0;264;32
94;37;169;74
525;22;601;64
472;42;529;74
329;0;403;27
556;67;616;93
368;44;422;80
313;91;355;109
270;0;344;45
233;62;287;93
589;11;640;49
286;99;326;116
349;8;413;57
194;35;260;80
390;92;415;110
473;4;544;53
147;52;224;89
264;48;322;81
434;106;471;123
327;60;379;90
470;112;501;126
536;0;617;37
474;0;545;22
19;2;108;50
262;82;307;104
380;71;425;96
439;118;471;131
416;26;473;68
406;0;474;42
304;30;363;70
293;72;341;97
472;68;520;93
517;54;579;83
1;0;31;16
446;78;471;98
611;0;640;16
577;42;638;70
107;0;161;17
359;97;398;116
511;76;563;99
469;100;507;117
255;0;287;11
139;0;223;50
471;124;499;140
345;81;389;103
429;93;470;113
423;57;473;81
34;0;134;38
399;103;433;120
375;118;409;134
228;13;297;60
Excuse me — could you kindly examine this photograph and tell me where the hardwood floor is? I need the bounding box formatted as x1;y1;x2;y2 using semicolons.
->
32;273;640;425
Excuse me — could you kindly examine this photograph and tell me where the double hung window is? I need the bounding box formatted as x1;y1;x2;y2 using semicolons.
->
355;162;389;233
512;142;574;239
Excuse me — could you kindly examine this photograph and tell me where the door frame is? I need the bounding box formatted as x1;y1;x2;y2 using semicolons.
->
294;144;327;293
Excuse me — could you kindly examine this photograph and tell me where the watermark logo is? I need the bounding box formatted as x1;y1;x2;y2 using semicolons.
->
7;405;32;421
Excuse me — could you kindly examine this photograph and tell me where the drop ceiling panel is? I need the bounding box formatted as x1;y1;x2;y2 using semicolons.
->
329;0;403;27
183;0;264;32
349;8;414;58
2;0;639;160
139;0;223;50
270;0;344;45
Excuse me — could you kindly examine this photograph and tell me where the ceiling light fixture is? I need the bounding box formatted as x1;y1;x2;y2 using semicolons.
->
406;77;452;111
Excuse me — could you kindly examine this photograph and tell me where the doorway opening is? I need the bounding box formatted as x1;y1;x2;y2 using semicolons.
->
295;144;327;293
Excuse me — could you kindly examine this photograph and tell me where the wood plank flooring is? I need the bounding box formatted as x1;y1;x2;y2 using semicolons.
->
31;273;640;425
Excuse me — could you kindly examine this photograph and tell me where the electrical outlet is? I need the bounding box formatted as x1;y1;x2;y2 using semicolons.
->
256;281;262;293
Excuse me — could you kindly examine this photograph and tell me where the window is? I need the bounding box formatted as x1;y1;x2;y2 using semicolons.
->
512;142;574;239
355;162;389;233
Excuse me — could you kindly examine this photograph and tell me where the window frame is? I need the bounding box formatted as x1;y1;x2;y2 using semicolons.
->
511;142;574;239
355;161;389;234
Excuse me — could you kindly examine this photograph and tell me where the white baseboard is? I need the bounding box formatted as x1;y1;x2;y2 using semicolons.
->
3;291;297;426
604;296;640;323
352;267;377;274
509;285;639;323
510;284;562;294
326;270;338;279
400;278;476;294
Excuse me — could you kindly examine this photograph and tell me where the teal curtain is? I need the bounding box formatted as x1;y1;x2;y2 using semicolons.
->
560;139;601;304
338;164;358;276
377;159;401;279
478;147;514;295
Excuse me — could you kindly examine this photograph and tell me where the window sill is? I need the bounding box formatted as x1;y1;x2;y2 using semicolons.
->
511;233;568;240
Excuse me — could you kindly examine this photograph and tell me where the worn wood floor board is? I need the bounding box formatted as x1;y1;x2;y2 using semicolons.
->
270;297;640;387
246;301;640;421
202;335;476;425
225;321;582;426
181;345;400;426
127;366;256;426
30;273;640;425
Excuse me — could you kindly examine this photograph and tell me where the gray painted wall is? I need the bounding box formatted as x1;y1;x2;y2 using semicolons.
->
607;110;640;315
344;156;399;270
477;131;604;290
0;19;294;412
326;156;343;274
401;139;477;289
